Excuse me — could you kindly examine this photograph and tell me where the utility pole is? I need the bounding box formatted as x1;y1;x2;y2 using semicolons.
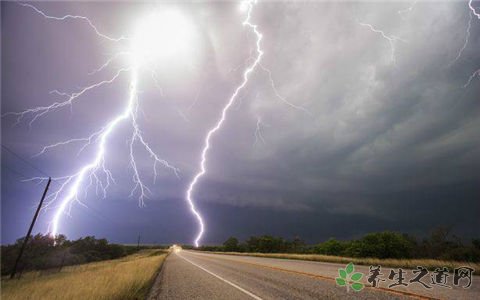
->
10;177;51;279
137;234;141;250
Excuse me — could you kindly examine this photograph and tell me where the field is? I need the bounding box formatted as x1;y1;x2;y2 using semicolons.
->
1;249;166;300
208;251;480;270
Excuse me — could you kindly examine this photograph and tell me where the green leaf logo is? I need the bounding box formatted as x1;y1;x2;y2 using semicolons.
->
351;282;364;291
335;263;365;292
351;272;363;281
336;278;346;286
346;262;354;274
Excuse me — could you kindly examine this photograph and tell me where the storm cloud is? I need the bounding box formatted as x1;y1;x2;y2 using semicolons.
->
2;1;479;245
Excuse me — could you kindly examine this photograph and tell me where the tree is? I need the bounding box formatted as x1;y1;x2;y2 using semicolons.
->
245;235;286;253
223;237;239;252
314;238;346;256
288;236;306;253
355;231;414;259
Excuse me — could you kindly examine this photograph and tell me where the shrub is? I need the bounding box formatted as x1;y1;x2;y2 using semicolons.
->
1;234;135;275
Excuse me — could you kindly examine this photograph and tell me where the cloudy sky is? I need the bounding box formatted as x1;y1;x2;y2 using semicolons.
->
2;1;479;245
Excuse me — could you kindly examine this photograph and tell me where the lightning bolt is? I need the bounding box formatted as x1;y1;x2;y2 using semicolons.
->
254;116;267;147
6;1;302;246
358;22;406;65
464;0;480;87
259;64;310;115
450;11;473;66
3;68;129;127
464;69;480;88
469;0;480;20
398;0;418;20
13;0;475;248
185;0;264;247
18;3;127;42
3;3;179;237
396;0;479;87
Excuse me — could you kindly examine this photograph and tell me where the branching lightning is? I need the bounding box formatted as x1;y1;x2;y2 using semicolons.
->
259;63;311;115
5;0;306;247
359;22;406;65
5;0;476;247
18;3;127;42
464;0;480;87
3;3;179;237
3;68;129;127
450;11;473;66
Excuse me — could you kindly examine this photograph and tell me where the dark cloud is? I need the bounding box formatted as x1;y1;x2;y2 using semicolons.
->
2;1;479;245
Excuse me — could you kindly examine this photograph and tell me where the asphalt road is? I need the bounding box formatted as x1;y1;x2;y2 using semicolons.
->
148;251;479;300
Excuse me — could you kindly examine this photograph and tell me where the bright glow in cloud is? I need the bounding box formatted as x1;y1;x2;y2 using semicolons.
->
132;10;194;64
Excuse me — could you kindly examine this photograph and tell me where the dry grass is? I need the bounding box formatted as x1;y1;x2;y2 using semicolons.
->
208;251;480;270
1;249;167;300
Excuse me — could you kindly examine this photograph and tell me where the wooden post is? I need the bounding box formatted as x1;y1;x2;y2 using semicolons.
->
10;178;51;279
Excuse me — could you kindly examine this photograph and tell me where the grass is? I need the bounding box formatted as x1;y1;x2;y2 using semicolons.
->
1;249;167;300
206;251;480;270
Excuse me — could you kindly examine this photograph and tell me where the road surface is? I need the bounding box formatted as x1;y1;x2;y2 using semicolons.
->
148;250;479;300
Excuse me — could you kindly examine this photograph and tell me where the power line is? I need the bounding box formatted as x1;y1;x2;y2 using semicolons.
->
2;144;120;226
2;164;32;181
2;144;117;225
1;144;51;186
1;144;50;177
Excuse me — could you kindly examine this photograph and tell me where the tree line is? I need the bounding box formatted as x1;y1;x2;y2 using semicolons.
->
198;228;480;262
1;234;140;276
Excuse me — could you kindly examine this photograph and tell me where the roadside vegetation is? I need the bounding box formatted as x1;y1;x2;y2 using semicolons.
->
196;227;480;269
1;249;166;300
1;234;145;276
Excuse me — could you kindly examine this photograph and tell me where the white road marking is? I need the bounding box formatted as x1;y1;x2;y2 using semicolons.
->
177;252;264;300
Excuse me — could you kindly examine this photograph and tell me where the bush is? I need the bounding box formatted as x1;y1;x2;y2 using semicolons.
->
314;238;347;256
354;232;415;259
245;235;287;253
223;237;239;252
203;228;479;262
1;234;135;276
